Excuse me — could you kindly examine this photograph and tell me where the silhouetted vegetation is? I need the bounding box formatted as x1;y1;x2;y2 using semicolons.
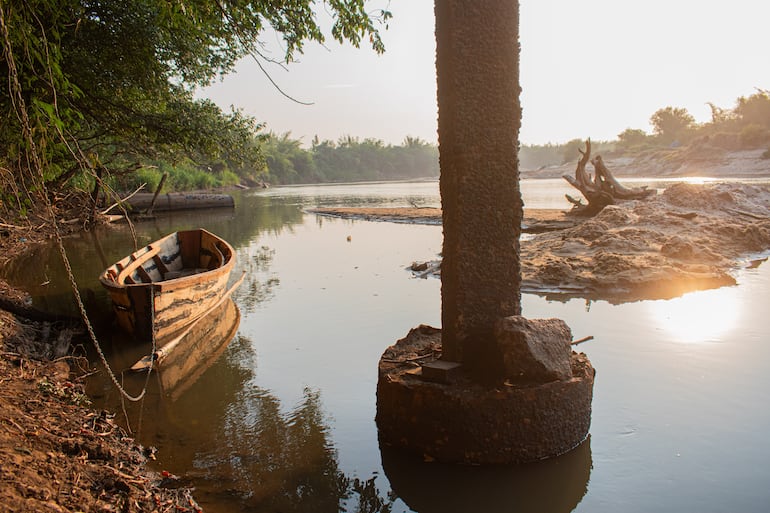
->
261;133;439;184
622;88;770;152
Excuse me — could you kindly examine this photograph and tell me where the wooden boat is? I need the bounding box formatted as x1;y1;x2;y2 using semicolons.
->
99;229;238;341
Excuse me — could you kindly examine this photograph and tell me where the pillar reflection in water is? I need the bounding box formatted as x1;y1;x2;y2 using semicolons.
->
381;437;592;513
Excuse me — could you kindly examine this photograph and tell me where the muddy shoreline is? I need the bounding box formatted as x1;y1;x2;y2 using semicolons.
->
0;211;201;511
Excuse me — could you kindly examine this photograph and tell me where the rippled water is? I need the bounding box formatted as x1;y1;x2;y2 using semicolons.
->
3;178;770;512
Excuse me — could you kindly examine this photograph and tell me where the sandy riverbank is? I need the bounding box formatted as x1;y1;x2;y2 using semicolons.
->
311;183;770;302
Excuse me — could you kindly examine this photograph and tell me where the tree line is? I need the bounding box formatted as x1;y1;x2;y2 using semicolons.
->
521;89;770;170
116;86;770;190
618;89;770;153
617;88;770;153
260;133;439;185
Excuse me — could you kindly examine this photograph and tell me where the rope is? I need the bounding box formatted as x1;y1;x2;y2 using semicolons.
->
0;6;151;402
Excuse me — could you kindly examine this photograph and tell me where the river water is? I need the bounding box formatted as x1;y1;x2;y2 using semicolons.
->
4;178;770;512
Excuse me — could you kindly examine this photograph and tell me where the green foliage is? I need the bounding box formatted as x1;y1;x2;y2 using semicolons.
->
650;107;695;144
0;0;390;213
680;89;770;152
105;159;250;193
616;128;649;150
560;139;587;164
734;90;770;129
706;102;734;125
518;140;614;170
262;132;320;184
518;143;562;169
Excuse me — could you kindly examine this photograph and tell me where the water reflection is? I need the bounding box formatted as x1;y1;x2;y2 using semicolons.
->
645;285;742;344
233;244;279;314
90;329;395;513
381;438;591;513
153;298;241;400
0;191;304;315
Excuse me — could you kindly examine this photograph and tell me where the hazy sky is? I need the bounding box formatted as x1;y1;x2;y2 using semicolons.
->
200;1;770;146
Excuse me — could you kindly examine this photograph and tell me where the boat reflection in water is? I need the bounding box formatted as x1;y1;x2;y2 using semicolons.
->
380;436;591;513
131;297;241;400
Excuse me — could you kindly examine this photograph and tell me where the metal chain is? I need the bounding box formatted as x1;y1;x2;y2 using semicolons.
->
51;212;150;402
2;7;151;402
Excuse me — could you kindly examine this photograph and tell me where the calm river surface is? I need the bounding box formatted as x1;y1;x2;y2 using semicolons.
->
4;178;770;512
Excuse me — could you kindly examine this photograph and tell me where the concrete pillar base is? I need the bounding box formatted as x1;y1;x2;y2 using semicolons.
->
376;325;595;464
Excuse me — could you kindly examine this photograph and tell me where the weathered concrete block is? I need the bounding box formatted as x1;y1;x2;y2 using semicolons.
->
495;316;573;383
421;360;462;384
376;326;595;464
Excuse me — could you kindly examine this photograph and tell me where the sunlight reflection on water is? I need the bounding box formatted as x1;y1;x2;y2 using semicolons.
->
645;286;742;344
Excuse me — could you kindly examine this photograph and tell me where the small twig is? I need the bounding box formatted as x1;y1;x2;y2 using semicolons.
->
3;417;25;434
104;465;147;485
571;335;594;346
101;183;146;215
382;352;439;364
0;222;25;229
726;208;765;220
75;369;100;380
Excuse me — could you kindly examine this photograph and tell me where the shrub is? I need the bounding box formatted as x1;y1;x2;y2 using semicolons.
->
739;124;770;149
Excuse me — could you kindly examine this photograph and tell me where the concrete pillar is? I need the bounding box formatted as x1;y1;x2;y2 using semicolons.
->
375;0;594;465
436;0;523;379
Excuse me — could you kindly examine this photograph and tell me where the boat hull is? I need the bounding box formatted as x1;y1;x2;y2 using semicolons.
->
99;229;236;341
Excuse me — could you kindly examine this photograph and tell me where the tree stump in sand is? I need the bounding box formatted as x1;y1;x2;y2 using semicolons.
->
563;139;655;216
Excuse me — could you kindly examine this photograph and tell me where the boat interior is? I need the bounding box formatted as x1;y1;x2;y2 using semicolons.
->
103;231;231;285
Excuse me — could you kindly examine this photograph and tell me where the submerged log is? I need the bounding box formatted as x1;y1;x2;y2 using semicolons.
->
124;192;234;212
563;139;654;216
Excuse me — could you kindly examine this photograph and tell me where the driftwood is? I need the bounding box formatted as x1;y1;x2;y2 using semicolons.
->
563;139;654;216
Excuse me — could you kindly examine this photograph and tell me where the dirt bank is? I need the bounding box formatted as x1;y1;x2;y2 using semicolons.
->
0;196;200;512
521;148;770;180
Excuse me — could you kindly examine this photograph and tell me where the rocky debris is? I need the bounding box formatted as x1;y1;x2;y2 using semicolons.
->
412;183;770;302
495;316;573;384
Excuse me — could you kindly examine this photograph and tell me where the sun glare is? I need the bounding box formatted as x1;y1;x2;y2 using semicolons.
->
646;286;741;344
678;177;717;186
